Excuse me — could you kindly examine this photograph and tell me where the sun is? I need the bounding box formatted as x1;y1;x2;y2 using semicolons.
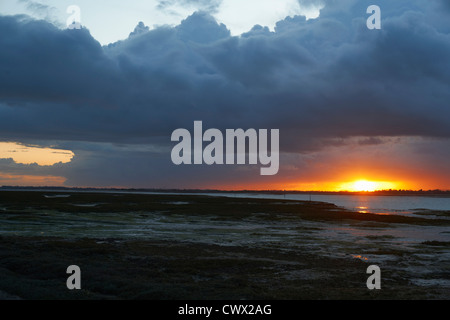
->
352;180;378;192
338;179;397;192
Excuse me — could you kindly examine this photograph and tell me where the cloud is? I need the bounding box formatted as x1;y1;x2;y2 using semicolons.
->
437;0;450;12
18;0;53;16
0;0;449;188
129;21;150;37
1;2;449;145
176;11;230;43
17;0;63;27
0;142;74;165
157;0;223;14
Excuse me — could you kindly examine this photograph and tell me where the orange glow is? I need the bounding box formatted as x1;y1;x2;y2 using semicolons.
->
352;255;369;261
0;173;67;186
0;142;74;166
352;180;377;191
338;179;397;192
208;178;406;192
356;206;369;213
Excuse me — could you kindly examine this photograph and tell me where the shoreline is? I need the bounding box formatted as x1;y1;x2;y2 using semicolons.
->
2;188;450;216
2;187;450;197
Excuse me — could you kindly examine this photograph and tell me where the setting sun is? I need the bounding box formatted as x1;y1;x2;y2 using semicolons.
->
352;180;377;191
339;180;397;192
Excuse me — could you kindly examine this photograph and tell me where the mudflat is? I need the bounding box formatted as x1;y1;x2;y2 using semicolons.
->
0;191;449;299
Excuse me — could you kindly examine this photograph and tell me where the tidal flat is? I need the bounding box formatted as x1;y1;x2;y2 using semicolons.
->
0;191;449;299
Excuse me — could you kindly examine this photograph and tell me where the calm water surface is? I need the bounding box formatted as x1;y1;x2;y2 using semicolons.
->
202;193;450;215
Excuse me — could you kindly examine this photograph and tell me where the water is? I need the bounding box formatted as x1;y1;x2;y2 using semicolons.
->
8;188;450;215
84;190;450;215
199;193;450;215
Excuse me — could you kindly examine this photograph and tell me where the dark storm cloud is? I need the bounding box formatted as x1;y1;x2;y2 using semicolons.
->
0;0;449;187
1;3;450;147
438;0;450;12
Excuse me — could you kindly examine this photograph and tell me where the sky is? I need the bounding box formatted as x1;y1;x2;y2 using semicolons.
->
0;0;449;191
0;0;323;44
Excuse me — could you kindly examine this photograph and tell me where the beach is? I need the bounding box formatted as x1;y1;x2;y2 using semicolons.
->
0;191;449;299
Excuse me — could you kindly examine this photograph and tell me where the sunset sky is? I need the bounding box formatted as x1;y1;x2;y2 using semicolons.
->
0;0;449;191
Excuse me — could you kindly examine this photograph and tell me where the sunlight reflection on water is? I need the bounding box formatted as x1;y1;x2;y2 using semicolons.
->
198;193;450;217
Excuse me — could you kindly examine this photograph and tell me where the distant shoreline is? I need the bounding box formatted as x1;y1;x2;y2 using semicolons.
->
1;186;450;197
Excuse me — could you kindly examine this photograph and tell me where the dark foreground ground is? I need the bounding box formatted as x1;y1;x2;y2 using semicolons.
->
0;191;449;299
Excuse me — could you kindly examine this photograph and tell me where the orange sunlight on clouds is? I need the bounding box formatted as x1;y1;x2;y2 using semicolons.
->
0;173;66;186
0;142;74;166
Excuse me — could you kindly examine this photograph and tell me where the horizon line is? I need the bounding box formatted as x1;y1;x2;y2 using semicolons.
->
1;186;449;193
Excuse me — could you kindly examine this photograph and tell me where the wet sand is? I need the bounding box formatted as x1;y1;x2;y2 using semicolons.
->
0;191;449;299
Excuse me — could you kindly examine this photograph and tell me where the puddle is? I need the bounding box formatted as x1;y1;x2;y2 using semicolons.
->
351;254;369;261
71;203;102;207
44;195;71;198
165;202;190;205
